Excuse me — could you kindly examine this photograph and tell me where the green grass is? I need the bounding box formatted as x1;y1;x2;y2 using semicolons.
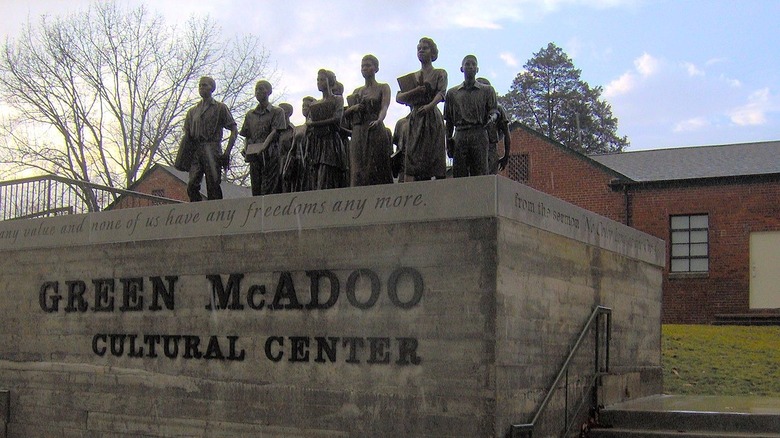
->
662;325;780;396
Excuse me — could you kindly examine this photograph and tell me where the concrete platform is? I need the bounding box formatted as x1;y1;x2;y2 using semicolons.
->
0;176;665;437
606;394;780;415
593;394;780;438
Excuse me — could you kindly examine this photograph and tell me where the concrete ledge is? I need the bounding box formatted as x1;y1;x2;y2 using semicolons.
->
0;176;664;266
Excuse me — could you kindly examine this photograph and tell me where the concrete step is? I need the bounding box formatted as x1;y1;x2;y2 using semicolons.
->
590;428;780;438
599;410;780;434
589;395;780;438
713;313;780;326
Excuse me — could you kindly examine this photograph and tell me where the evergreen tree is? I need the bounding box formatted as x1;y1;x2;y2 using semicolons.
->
500;43;628;154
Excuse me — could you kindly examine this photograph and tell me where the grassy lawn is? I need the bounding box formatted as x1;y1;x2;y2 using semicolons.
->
662;325;780;396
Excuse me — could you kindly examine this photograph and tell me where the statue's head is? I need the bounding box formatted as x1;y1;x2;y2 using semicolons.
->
333;81;344;96
317;69;337;93
460;55;479;77
301;96;316;117
198;76;216;99
279;102;293;118
417;37;438;62
255;80;272;102
362;54;380;75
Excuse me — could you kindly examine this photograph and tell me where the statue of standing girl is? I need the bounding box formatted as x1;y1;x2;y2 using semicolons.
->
305;69;348;190
344;55;393;186
395;37;448;181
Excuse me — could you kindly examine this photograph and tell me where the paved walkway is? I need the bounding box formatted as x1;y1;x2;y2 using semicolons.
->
606;394;780;415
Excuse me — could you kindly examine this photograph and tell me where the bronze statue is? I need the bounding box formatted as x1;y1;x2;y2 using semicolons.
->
344;55;393;186
444;55;498;177
277;102;296;193
176;76;238;201
239;80;286;195
391;111;410;181
396;37;447;181
306;70;348;190
284;96;315;192
477;77;511;173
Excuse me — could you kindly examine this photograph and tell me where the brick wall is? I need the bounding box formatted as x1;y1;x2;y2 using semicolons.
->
501;124;780;323
629;178;780;323
502;125;627;223
132;167;189;201
112;166;189;209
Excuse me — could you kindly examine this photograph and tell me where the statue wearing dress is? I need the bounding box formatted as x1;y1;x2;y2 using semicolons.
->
345;54;393;186
306;69;348;190
396;37;447;181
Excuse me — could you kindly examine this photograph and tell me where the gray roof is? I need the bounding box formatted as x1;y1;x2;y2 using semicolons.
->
589;140;780;182
159;164;252;199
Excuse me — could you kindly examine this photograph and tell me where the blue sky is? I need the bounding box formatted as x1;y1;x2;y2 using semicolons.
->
2;0;779;151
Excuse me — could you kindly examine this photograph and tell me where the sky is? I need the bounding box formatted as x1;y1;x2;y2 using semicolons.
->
1;0;779;151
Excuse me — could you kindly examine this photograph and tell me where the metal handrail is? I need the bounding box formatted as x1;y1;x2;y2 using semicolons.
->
1;174;183;220
510;305;612;438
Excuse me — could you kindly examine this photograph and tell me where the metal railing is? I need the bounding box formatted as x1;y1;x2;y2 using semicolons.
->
509;305;612;438
0;389;8;437
0;174;182;221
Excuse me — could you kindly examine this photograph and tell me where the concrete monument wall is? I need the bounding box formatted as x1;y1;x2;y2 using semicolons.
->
0;176;664;437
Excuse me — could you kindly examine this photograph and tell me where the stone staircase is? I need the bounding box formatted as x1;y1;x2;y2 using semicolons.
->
589;395;780;438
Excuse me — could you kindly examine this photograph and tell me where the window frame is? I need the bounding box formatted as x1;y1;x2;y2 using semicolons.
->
507;153;530;183
669;213;709;273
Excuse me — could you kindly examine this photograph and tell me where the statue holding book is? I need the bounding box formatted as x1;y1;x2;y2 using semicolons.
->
395;37;448;181
239;80;286;195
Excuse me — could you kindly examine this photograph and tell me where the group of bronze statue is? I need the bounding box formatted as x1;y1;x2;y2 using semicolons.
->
175;37;511;202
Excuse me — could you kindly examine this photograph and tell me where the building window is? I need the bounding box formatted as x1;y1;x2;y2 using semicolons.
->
150;189;166;205
670;214;709;272
507;153;529;183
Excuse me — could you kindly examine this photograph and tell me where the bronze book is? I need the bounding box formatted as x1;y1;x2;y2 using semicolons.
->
307;100;333;122
245;142;268;156
397;72;419;92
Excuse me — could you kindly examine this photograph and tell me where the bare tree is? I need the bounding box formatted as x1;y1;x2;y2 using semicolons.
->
0;2;274;207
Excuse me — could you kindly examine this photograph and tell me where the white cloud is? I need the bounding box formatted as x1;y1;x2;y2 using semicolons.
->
674;117;709;133
499;52;519;68
720;75;742;88
536;0;641;13
430;0;524;29
682;62;704;77
604;72;636;98
604;52;661;98
705;57;728;66
634;53;660;77
729;88;772;126
427;0;638;30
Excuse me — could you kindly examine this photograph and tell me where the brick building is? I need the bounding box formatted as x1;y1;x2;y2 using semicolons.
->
501;124;780;323
110;164;251;209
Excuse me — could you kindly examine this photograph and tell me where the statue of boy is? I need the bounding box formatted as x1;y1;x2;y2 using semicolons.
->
177;76;238;201
240;80;286;195
477;77;511;173
443;55;498;177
